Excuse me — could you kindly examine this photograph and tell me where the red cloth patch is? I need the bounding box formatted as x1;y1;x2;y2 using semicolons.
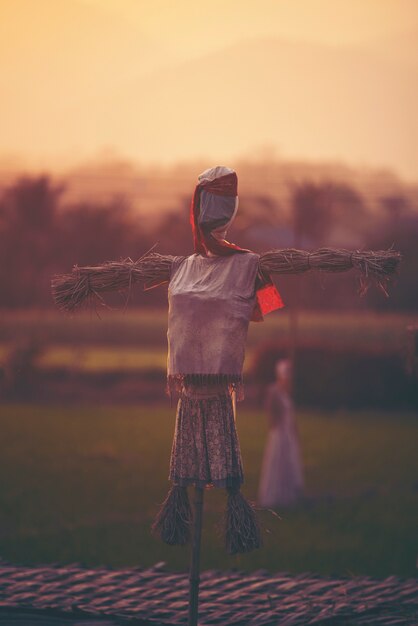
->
257;283;284;315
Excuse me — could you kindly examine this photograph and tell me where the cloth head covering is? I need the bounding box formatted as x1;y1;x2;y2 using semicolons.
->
275;358;292;380
191;166;246;256
190;166;284;319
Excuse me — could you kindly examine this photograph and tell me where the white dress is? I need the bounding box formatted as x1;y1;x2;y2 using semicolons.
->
258;385;304;508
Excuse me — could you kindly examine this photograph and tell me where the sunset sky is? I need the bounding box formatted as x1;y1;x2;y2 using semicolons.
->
81;0;418;52
1;0;417;178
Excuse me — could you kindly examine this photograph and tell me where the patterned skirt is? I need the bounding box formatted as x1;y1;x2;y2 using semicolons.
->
169;385;244;489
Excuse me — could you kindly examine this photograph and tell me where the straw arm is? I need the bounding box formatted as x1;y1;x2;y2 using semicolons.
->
259;247;401;295
260;247;401;276
51;252;174;312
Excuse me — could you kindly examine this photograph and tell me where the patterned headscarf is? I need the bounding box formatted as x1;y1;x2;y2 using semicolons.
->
191;166;245;256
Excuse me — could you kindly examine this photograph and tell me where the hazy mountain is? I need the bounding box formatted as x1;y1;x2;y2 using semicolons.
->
366;29;418;67
0;0;167;161
1;19;417;178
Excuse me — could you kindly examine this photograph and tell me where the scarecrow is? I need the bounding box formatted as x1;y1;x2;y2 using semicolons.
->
52;166;400;626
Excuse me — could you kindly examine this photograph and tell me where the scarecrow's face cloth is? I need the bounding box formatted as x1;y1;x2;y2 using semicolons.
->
198;190;238;236
197;166;239;238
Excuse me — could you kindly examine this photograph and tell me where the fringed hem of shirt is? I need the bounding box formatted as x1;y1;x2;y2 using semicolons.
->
167;373;244;401
171;476;243;489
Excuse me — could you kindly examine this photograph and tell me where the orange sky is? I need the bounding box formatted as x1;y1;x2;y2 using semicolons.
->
81;0;418;51
1;0;417;178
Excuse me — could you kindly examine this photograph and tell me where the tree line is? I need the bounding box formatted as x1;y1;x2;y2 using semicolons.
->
0;175;416;310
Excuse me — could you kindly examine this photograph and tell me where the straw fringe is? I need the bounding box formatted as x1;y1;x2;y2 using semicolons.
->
225;488;262;555
152;485;192;546
167;374;244;401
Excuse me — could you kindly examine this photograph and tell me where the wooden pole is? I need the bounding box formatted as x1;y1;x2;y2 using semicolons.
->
188;486;204;626
289;305;299;377
289;215;301;392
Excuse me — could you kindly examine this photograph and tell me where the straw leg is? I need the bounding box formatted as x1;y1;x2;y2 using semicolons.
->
188;486;204;626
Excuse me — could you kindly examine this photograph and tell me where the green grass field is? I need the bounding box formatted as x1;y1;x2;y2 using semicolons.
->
0;309;414;349
0;309;414;373
0;404;416;579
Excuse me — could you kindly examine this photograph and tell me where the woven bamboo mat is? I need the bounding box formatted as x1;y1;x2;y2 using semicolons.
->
0;561;416;625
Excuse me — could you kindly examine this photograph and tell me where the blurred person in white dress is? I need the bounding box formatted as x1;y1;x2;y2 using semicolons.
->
258;359;304;508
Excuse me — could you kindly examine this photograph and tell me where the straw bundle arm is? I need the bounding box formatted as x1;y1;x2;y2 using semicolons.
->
260;247;401;296
52;247;400;312
52;252;174;312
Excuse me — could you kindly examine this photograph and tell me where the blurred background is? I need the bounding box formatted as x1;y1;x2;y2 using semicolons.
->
0;0;417;579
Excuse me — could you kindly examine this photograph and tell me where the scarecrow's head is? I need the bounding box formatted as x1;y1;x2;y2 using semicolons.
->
190;166;244;256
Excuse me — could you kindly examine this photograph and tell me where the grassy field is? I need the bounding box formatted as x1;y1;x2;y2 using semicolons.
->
0;308;414;349
0;403;416;579
0;344;169;372
0;309;415;372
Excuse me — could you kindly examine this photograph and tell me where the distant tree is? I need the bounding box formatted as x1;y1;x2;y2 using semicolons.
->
0;172;412;311
0;176;60;228
367;196;418;311
57;198;145;266
154;200;193;256
291;181;366;247
0;176;63;307
292;182;333;246
379;195;408;242
286;181;371;310
0;176;155;308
